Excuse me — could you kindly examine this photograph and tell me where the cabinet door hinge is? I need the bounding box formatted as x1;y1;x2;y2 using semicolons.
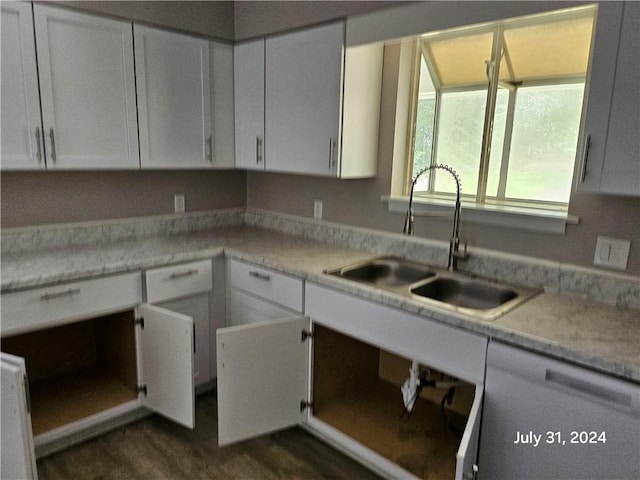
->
301;329;313;342
300;400;313;412
134;317;144;329
137;385;148;396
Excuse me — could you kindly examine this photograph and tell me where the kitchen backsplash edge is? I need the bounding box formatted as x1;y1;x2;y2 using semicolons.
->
0;208;246;255
244;208;640;309
1;208;638;308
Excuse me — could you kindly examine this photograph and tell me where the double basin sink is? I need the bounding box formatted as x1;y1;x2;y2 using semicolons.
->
324;257;540;321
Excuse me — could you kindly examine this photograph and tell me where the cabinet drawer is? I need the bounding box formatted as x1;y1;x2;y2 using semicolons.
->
1;272;142;336
228;259;303;313
145;260;213;303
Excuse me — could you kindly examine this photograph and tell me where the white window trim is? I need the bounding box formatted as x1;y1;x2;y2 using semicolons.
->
382;194;579;235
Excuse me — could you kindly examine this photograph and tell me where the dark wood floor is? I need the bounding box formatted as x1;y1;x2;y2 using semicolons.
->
37;391;382;480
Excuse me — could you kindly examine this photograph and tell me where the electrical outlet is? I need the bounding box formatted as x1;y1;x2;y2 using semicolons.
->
593;236;630;270
174;194;185;213
314;200;323;220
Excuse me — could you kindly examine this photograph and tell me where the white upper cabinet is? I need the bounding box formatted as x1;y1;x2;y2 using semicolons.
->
1;2;44;171
598;1;639;196
34;5;139;170
135;26;212;169
234;39;265;170
264;22;383;177
576;1;639;196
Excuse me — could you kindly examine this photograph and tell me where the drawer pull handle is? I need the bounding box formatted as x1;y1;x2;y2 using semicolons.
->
249;271;270;281
40;288;81;301
169;269;199;280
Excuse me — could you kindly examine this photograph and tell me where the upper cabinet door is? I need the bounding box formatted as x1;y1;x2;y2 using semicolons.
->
135;26;212;169
265;22;344;176
575;2;634;195
34;5;139;170
599;1;639;196
1;2;44;171
1;353;37;480
234;39;265;170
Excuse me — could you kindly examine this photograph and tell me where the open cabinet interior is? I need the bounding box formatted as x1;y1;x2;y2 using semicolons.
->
0;311;138;436
312;324;475;480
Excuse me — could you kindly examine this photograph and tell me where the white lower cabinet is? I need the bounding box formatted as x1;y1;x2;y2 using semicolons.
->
144;259;215;387
217;282;486;480
0;272;195;469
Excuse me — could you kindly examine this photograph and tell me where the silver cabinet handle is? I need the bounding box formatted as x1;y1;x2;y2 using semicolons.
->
40;288;81;301
328;137;336;169
169;269;199;280
206;136;213;163
256;136;263;164
249;270;270;281
35;128;43;163
579;134;591;183
49;128;57;162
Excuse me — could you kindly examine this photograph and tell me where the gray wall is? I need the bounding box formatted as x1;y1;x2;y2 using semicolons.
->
247;45;640;275
50;1;236;40
2;171;246;227
234;1;406;40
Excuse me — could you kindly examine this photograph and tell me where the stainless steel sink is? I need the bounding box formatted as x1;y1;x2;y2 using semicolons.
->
325;257;435;287
324;257;539;320
410;275;518;310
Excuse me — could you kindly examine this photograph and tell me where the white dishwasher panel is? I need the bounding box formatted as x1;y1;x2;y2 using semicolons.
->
478;342;640;480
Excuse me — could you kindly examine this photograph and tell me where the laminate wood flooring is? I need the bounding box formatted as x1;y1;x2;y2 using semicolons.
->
37;391;382;480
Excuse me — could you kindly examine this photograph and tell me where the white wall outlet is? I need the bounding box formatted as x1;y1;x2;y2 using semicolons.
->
314;200;323;220
593;236;631;270
174;194;185;213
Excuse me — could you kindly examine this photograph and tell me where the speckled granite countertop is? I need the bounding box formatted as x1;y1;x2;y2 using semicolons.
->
2;224;638;384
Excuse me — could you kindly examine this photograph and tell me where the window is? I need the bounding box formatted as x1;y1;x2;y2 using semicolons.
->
406;6;596;211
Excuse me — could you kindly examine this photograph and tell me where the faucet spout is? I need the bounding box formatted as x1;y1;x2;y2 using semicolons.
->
403;164;467;271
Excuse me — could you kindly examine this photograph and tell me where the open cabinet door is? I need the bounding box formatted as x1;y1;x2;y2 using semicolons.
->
217;316;310;446
138;304;195;429
456;384;484;480
1;353;38;480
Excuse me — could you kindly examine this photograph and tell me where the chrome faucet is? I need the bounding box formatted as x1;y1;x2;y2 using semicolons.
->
403;164;468;271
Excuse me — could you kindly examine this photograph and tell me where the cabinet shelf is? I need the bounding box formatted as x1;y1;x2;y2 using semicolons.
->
1;311;137;437
313;324;475;480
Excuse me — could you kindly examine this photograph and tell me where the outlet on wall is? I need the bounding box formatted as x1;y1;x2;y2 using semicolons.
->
593;236;630;270
314;200;323;220
174;194;185;213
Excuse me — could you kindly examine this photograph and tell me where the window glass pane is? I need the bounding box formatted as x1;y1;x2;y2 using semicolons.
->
505;84;585;202
426;31;494;88
412;55;436;191
432;90;487;195
502;15;594;83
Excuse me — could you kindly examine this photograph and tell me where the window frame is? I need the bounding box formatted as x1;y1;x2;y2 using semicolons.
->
404;7;595;211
